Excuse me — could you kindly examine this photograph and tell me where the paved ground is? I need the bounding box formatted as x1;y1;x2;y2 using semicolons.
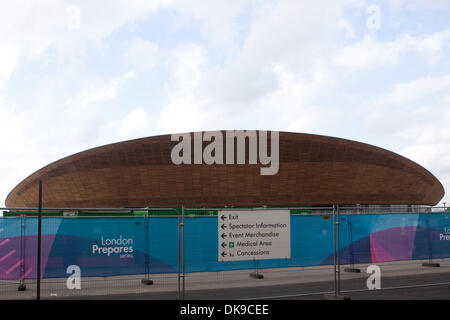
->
2;258;450;300
51;271;450;300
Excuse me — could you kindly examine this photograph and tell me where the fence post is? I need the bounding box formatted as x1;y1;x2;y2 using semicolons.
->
344;214;361;273
141;210;154;285
182;205;185;300
330;205;337;296
337;205;340;295
250;259;264;279
177;205;186;300
36;180;42;300
326;204;350;300
422;212;440;268
18;213;27;291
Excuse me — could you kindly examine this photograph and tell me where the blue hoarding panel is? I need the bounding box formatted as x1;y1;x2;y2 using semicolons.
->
1;213;450;279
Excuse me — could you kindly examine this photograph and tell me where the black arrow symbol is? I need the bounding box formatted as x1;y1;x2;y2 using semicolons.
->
221;233;227;239
221;252;227;257
221;224;227;230
221;215;227;221
221;242;227;248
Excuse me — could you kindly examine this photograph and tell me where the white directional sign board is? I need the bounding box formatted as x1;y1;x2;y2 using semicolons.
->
218;209;291;262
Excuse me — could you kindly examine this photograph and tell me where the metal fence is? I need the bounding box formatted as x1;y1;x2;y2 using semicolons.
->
1;205;450;300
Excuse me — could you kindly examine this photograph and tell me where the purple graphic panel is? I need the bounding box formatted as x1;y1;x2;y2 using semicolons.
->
370;227;417;262
0;235;56;280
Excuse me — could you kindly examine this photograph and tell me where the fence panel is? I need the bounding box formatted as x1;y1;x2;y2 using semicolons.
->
338;212;450;294
0;217;23;298
2;210;450;300
182;211;336;299
0;215;181;299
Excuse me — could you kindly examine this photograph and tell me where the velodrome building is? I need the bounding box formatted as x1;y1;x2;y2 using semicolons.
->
5;131;445;209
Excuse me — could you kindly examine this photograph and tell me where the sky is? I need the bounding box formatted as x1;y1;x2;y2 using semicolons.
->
0;0;450;207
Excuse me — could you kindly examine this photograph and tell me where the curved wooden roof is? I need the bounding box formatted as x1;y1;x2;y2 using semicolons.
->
5;131;445;208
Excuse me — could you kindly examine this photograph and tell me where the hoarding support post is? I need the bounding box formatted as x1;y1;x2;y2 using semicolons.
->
36;180;42;300
337;205;341;295
325;205;350;300
177;208;181;300
182;205;185;300
344;215;361;273
250;260;264;279
333;205;337;295
423;212;440;268
177;206;185;300
141;210;154;285
18;213;27;291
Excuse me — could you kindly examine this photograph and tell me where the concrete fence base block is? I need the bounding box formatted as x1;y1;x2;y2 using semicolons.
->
324;294;351;300
17;284;27;291
141;279;154;285
422;263;440;267
344;267;361;273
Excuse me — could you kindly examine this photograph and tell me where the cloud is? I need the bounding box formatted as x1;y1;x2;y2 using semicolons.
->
169;0;254;46
206;0;347;103
257;64;339;134
78;72;135;106
157;44;228;132
382;0;450;10
360;73;450;140
123;38;160;72
118;107;149;139
401;142;450;204
333;29;450;73
373;74;450;106
157;0;353;135
0;44;18;89
420;0;450;8
338;18;357;39
398;95;450;144
0;97;44;206
375;88;450;203
0;0;167;89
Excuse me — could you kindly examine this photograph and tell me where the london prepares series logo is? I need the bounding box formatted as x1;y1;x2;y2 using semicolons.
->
170;130;279;175
439;227;450;241
92;235;134;258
